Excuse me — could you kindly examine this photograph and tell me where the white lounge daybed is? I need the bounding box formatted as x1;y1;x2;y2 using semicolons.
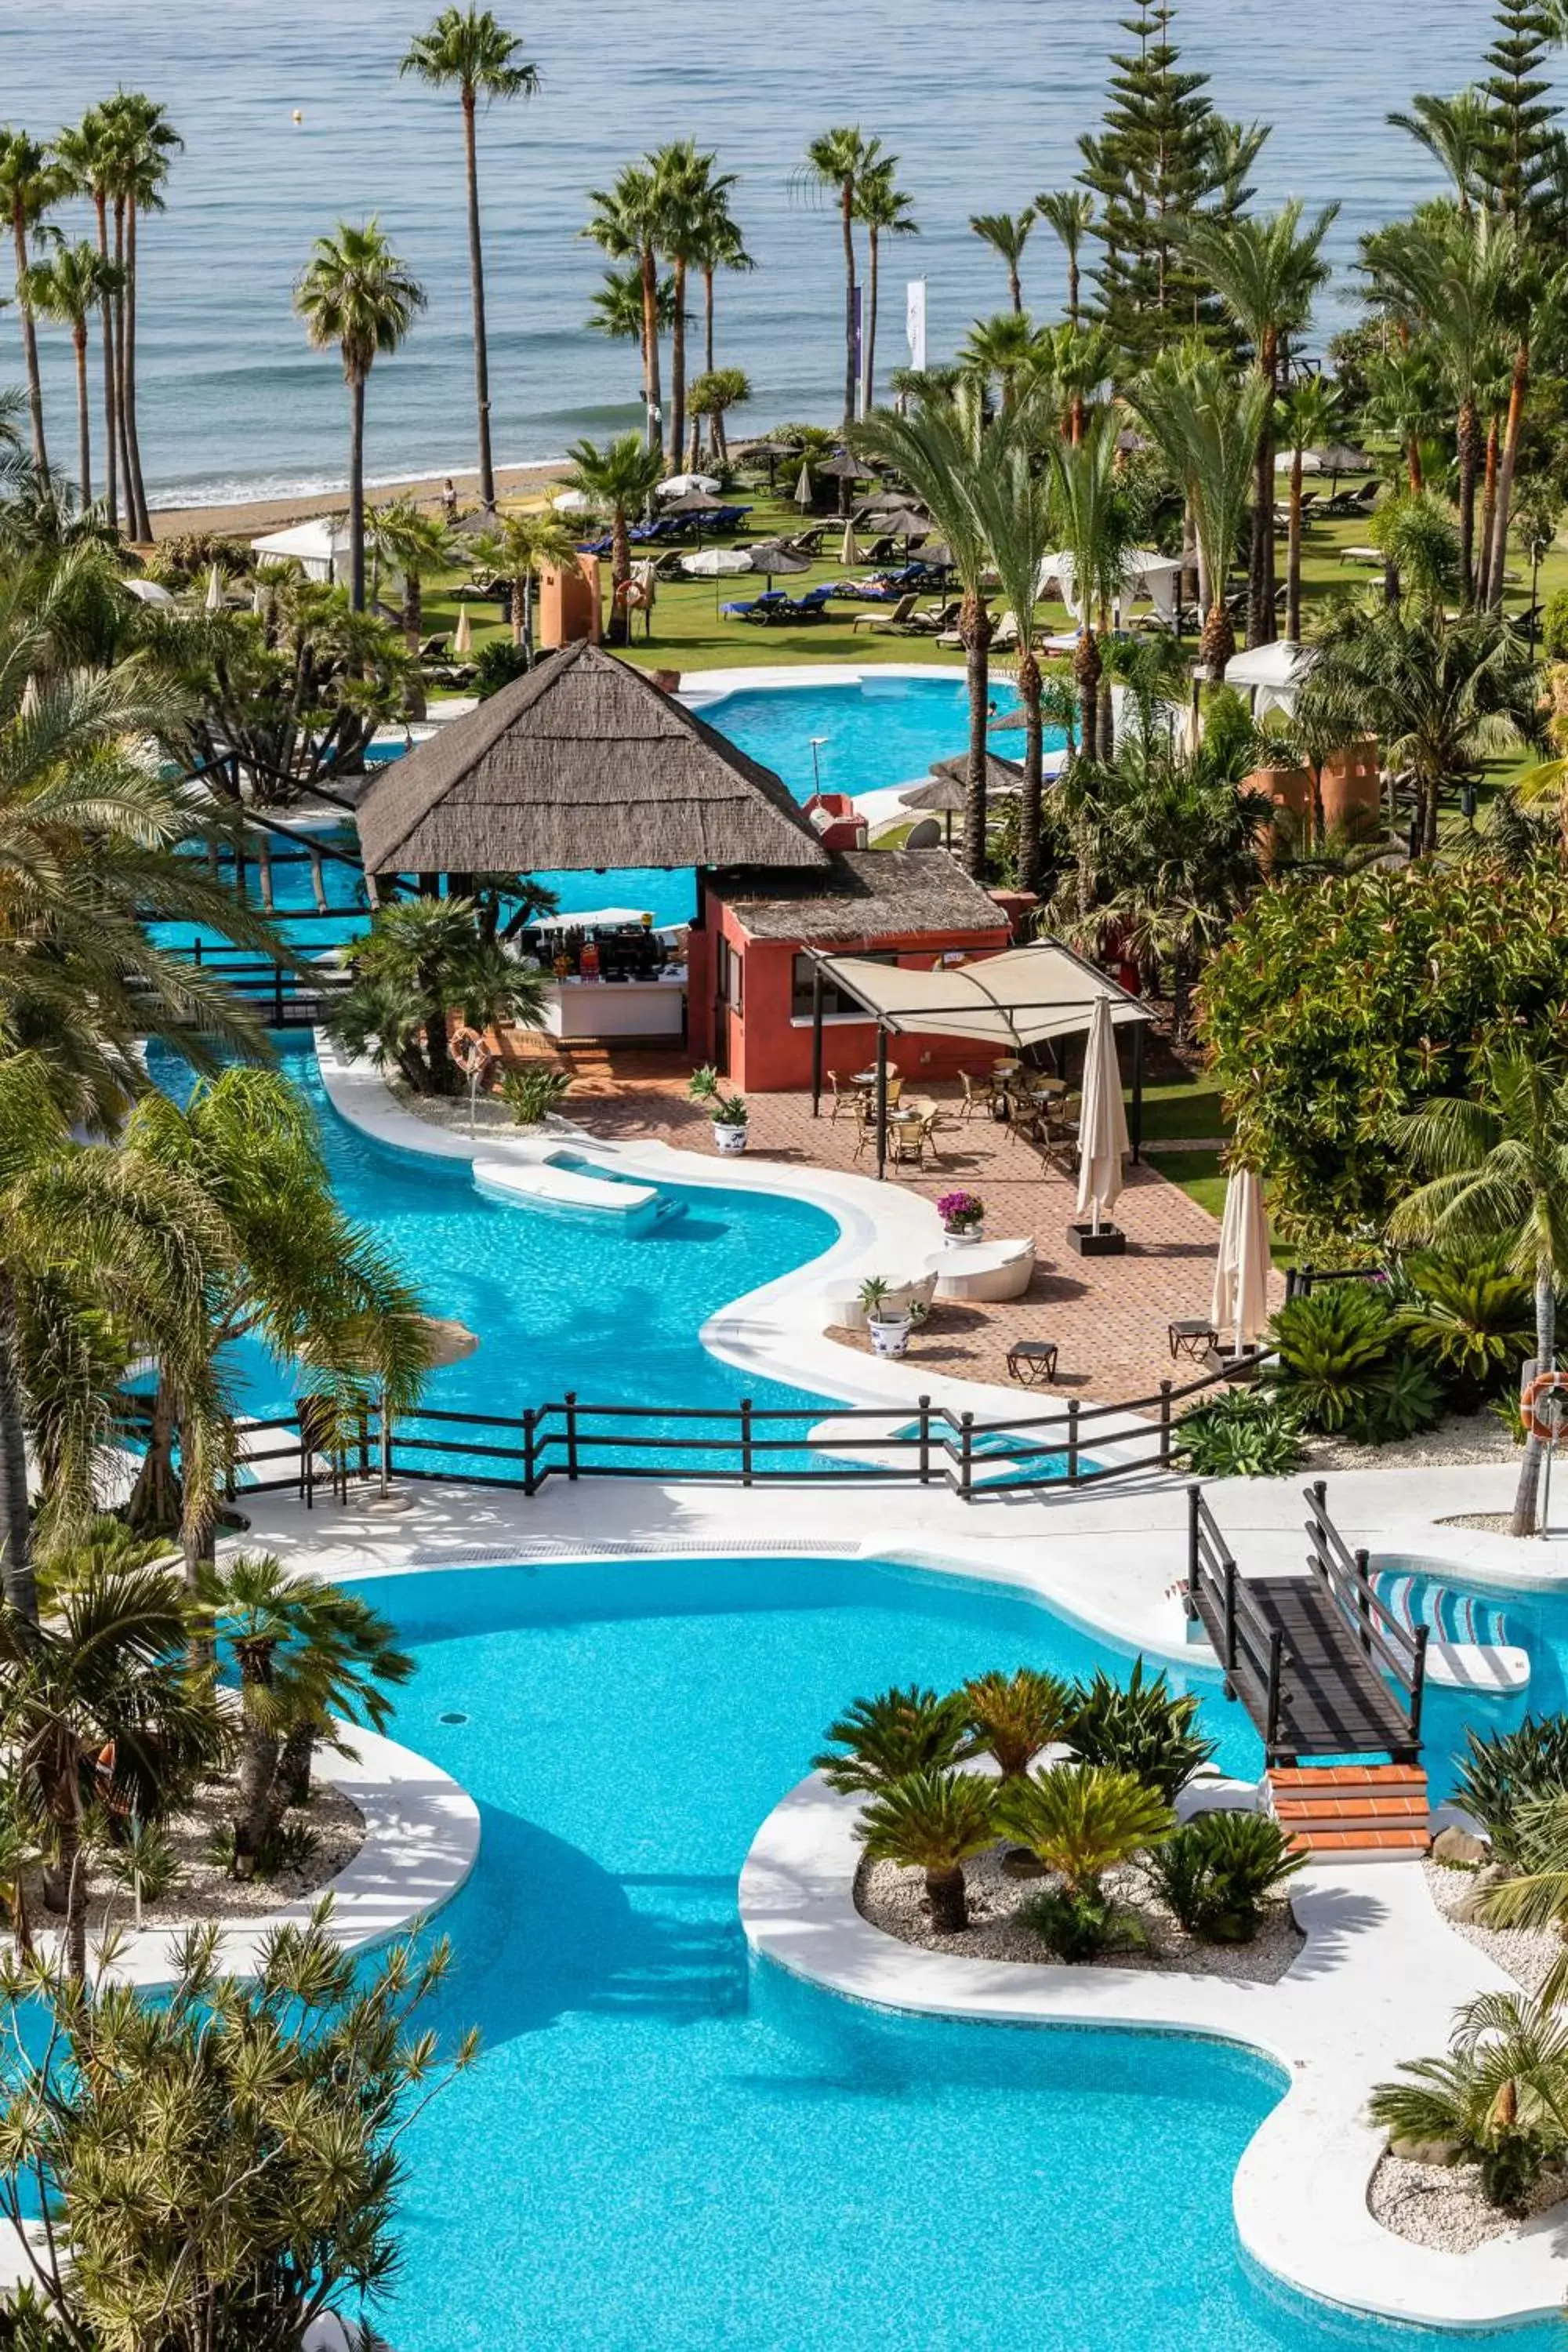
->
924;1237;1036;1303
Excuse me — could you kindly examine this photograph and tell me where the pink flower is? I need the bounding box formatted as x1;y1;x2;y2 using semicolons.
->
937;1190;984;1225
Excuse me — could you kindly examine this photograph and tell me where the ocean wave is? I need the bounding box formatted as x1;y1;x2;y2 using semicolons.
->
150;452;576;512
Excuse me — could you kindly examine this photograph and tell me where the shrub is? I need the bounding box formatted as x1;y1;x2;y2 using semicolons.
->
813;1686;970;1796
995;1762;1175;1897
1144;1809;1305;1943
855;1766;997;1933
1369;1980;1568;2212
1174;1388;1304;1479
1266;1283;1443;1444
1542;588;1568;664
499;1065;571;1126
1065;1660;1217;1800
1019;1886;1147;1962
961;1668;1073;1778
471;637;531;699
1453;1716;1568;1866
1396;1244;1536;1406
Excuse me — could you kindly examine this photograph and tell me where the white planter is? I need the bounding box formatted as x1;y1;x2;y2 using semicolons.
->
944;1225;985;1247
713;1122;750;1155
868;1315;912;1359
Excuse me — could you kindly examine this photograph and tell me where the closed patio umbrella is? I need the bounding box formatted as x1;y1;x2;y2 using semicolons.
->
205;563;224;613
1074;993;1130;1236
452;603;472;656
1210;1169;1272;1356
793;460;814;509
840;520;862;568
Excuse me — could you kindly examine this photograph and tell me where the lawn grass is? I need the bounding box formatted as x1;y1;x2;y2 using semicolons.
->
1134;1076;1226;1143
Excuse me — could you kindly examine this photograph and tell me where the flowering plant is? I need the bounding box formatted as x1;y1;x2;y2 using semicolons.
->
937;1189;984;1230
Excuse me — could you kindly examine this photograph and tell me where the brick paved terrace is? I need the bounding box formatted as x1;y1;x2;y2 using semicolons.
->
517;1043;1283;1403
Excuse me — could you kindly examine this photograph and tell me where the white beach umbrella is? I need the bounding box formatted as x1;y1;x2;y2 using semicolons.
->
123;577;176;606
840;520;861;568
679;547;753;576
1074;994;1130;1234
205;563;224;613
657;472;720;500
1210;1168;1272;1354
550;488;590;514
452;603;472;656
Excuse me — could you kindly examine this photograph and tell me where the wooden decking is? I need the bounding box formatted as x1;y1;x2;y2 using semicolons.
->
1192;1572;1419;1765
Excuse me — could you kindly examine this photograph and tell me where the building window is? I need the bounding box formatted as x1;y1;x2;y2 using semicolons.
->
717;935;743;1011
790;950;896;1021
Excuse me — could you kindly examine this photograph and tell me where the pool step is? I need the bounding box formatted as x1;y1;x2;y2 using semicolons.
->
1266;1764;1431;1860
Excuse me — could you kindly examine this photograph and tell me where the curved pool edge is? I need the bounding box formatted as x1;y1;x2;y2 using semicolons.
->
738;1766;1568;2335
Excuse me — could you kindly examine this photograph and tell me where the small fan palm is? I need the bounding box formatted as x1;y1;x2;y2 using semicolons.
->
812;1684;970;1795
561;432;666;644
1369;1972;1568;2212
856;1766;996;1933
969;209;1034;315
1475;1794;1568;1933
471;509;580;655
995;1764;1175;1898
961;1668;1072;1779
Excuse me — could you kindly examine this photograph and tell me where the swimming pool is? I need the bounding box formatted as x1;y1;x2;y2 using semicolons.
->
346;1552;1556;2352
704;672;1036;803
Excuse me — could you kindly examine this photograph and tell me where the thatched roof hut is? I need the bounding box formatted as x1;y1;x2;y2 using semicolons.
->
929;751;1025;796
355;641;829;877
704;849;1006;942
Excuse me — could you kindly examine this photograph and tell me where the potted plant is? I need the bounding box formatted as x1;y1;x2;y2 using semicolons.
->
858;1275;912;1359
688;1065;750;1154
938;1189;985;1245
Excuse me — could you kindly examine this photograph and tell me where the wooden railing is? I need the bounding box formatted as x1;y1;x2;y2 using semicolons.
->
1185;1484;1290;1751
1303;1477;1428;1749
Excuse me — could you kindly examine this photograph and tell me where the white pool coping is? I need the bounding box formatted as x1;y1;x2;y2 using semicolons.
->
739;1766;1567;2332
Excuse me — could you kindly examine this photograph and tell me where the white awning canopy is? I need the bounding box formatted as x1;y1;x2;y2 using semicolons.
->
249;517;354;581
808;938;1152;1049
530;905;652;931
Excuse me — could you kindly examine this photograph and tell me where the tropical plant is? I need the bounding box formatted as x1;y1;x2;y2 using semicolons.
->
1276;372;1338;643
331;896;546;1097
94;91;182;539
1369;1973;1568;2212
401;7;537;509
855;1766;996;1933
854;154;918;415
650;141;739;470
1144;1808;1305;1943
688;366;751;467
294;220;426;610
1396;1242;1536;1404
472;506;580;657
369;497;456;656
1046;406;1131;764
1388;1048;1568;1531
1265;1283;1443;1443
194;1554;414;1875
51;107;125;527
1454;1715;1568;1865
688;1063;747;1127
969;208;1034;315
996;1760;1175;1930
0;129;65;477
0;1907;477;2347
1065;1661;1217;1801
803;127;880;466
1174;1387;1305;1479
499;1063;571;1124
471;634;529;698
1033;188;1094;328
969;429;1052;891
960;1668;1073;1778
584;158;671;457
561;431;665;644
812;1684;971;1795
24;237;122;506
1130;340;1272;676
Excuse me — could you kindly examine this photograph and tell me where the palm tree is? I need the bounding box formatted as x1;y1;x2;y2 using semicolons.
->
958;310;1050;416
401;8;537;512
1369;1973;1568;2214
961;1668;1073;1779
97;93;183;541
25;239;122;506
994;1762;1175;1899
0;129;64;479
1387;89;1493;213
856;1767;996;1933
295;221;426;611
855;156;918;417
1034;189;1094;328
650;143;734;477
804;127;879;475
1276;373;1338;643
471;506;579;655
1298;603;1537;852
561;430;664;644
1388;1049;1568;1537
688;366;751;468
812;1684;971;1795
121;1065;430;1561
970;209;1034;316
856;386;1007;875
1046;405;1130;763
52;110;122;527
585;162;669;458
367;498;455;714
688;176;752;389
969;429;1053;891
1130;341;1272;677
587;260;676;353
1178;201;1338;646
330;895;546;1097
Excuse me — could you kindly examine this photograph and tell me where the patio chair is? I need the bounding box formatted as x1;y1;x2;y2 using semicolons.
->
956;1071;984;1122
899;600;962;637
824;1070;851;1122
418;633;451;663
851;593;919;633
775;585;834;623
720;590;789;622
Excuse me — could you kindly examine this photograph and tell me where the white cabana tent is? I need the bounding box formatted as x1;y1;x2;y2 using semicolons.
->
1222;639;1317;721
804;938;1152;1178
249;517;354;583
1040;547;1183;632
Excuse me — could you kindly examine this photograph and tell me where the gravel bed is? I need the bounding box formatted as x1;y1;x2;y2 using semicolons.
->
390;1081;539;1138
1370;2151;1567;2252
45;1778;366;1936
857;1842;1305;1981
1421;1857;1566;1995
1302;1412;1518;1474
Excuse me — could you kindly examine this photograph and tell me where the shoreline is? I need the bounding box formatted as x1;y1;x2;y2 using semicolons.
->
148;456;572;541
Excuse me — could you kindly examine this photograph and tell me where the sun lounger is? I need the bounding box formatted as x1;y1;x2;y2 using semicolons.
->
774;584;834;622
720;590;789;622
851;593;920;633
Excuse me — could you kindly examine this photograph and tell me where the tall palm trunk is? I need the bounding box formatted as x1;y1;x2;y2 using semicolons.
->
1487;342;1529;614
522;568;536;662
1248;326;1277;648
1075;625;1102;764
461;86;496;510
126;1376;182;1535
703;267;717;376
925;1862;967;1933
669;260;688;480
1286;446;1305;643
639;245;663;457
1016;648;1044;894
862;226;880;416
123;200;151;538
0;1270;38;1625
234;1684;279;1879
960;593;993;878
1007;260;1022;317
1513;1267;1556;1537
112;199;134;524
347;372;367;611
9;203;46;480
1457;397;1479;604
608;509;632;647
276;1715;318;1813
838;180;856;514
92;188;117;528
72;321;91;504
405;570;427;721
1478;416;1501;607
1066;252;1080;331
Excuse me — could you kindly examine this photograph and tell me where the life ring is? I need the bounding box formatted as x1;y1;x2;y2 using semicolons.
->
1522;1370;1568;1442
620;579;649;612
450;1027;492;1078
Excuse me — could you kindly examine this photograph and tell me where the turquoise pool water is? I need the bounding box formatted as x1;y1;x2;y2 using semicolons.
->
706;673;1033;803
345;1554;1555;2352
